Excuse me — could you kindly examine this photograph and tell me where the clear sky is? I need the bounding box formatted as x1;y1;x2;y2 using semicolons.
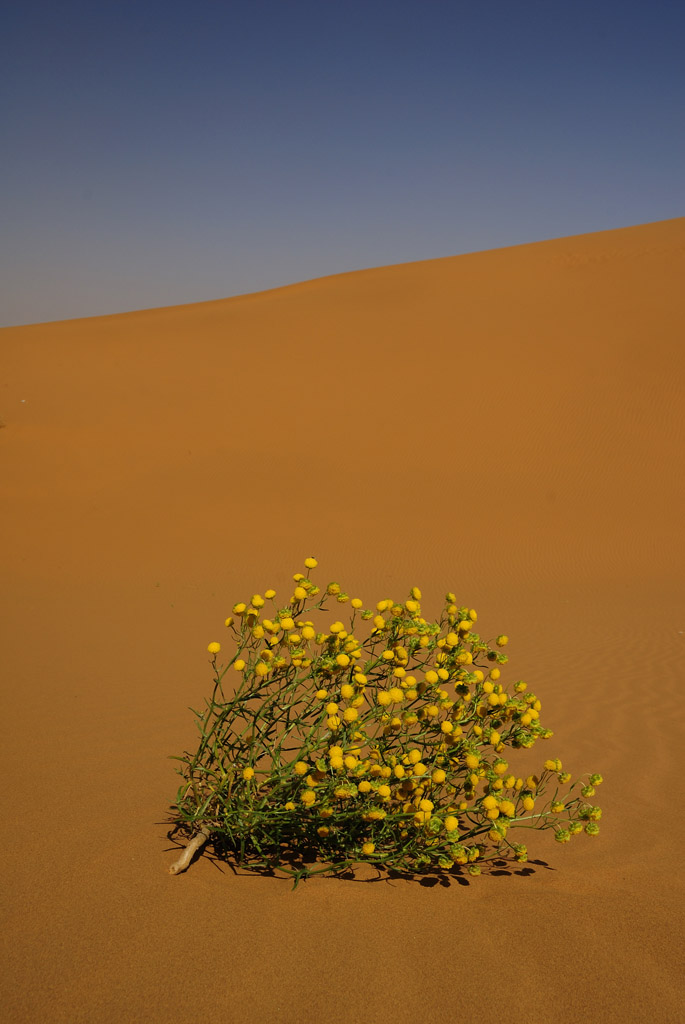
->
2;0;683;326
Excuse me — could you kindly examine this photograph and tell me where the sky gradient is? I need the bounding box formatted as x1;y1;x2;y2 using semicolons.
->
2;0;684;326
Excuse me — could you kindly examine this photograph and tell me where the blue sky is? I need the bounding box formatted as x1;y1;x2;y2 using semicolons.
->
2;0;683;325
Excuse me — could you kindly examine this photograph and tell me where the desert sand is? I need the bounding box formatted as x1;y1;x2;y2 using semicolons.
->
2;217;684;1023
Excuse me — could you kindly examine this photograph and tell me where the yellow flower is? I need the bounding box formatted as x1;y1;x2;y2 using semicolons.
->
414;762;428;776
232;602;247;615
242;767;254;781
301;625;316;641
377;784;391;798
444;815;459;832
294;761;309;776
336;653;350;667
233;659;246;672
284;801;295;811
316;689;329;699
255;662;269;677
207;642;221;654
408;749;421;764
496;634;509;646
300;790;316;806
304;557;318;569
293;587;307;601
358;780;372;793
431;768;446;784
280;616;295;631
326;702;339;715
394;764;406;779
362;842;375;855
327;716;341;730
329;755;344;770
499;800;516;817
425;670;439;685
351;597;363;609
251;594;265;608
377;692;392;707
440;721;454;734
465;754;480;770
388;687;404;703
343;707;359;723
264;589;276;600
317;826;330;837
411;587;422;600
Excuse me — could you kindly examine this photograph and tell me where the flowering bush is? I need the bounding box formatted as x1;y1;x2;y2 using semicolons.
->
169;559;602;882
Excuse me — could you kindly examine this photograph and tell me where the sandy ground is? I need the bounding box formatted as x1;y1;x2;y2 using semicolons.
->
2;217;684;1024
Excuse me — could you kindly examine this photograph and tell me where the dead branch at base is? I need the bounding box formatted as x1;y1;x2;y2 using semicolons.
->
168;826;210;875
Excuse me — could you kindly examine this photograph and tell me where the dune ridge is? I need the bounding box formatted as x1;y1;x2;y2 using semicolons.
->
1;217;684;1024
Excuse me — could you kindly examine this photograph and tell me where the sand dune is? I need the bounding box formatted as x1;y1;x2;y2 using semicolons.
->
2;217;684;1023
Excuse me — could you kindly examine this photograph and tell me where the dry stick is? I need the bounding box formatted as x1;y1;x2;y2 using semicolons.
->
168;826;211;875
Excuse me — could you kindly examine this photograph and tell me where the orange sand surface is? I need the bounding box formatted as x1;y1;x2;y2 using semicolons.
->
2;217;684;1023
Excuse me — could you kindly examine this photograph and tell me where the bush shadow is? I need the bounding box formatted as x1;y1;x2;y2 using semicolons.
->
164;823;552;889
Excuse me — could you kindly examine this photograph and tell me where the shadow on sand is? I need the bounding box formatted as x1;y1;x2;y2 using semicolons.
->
164;823;553;889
